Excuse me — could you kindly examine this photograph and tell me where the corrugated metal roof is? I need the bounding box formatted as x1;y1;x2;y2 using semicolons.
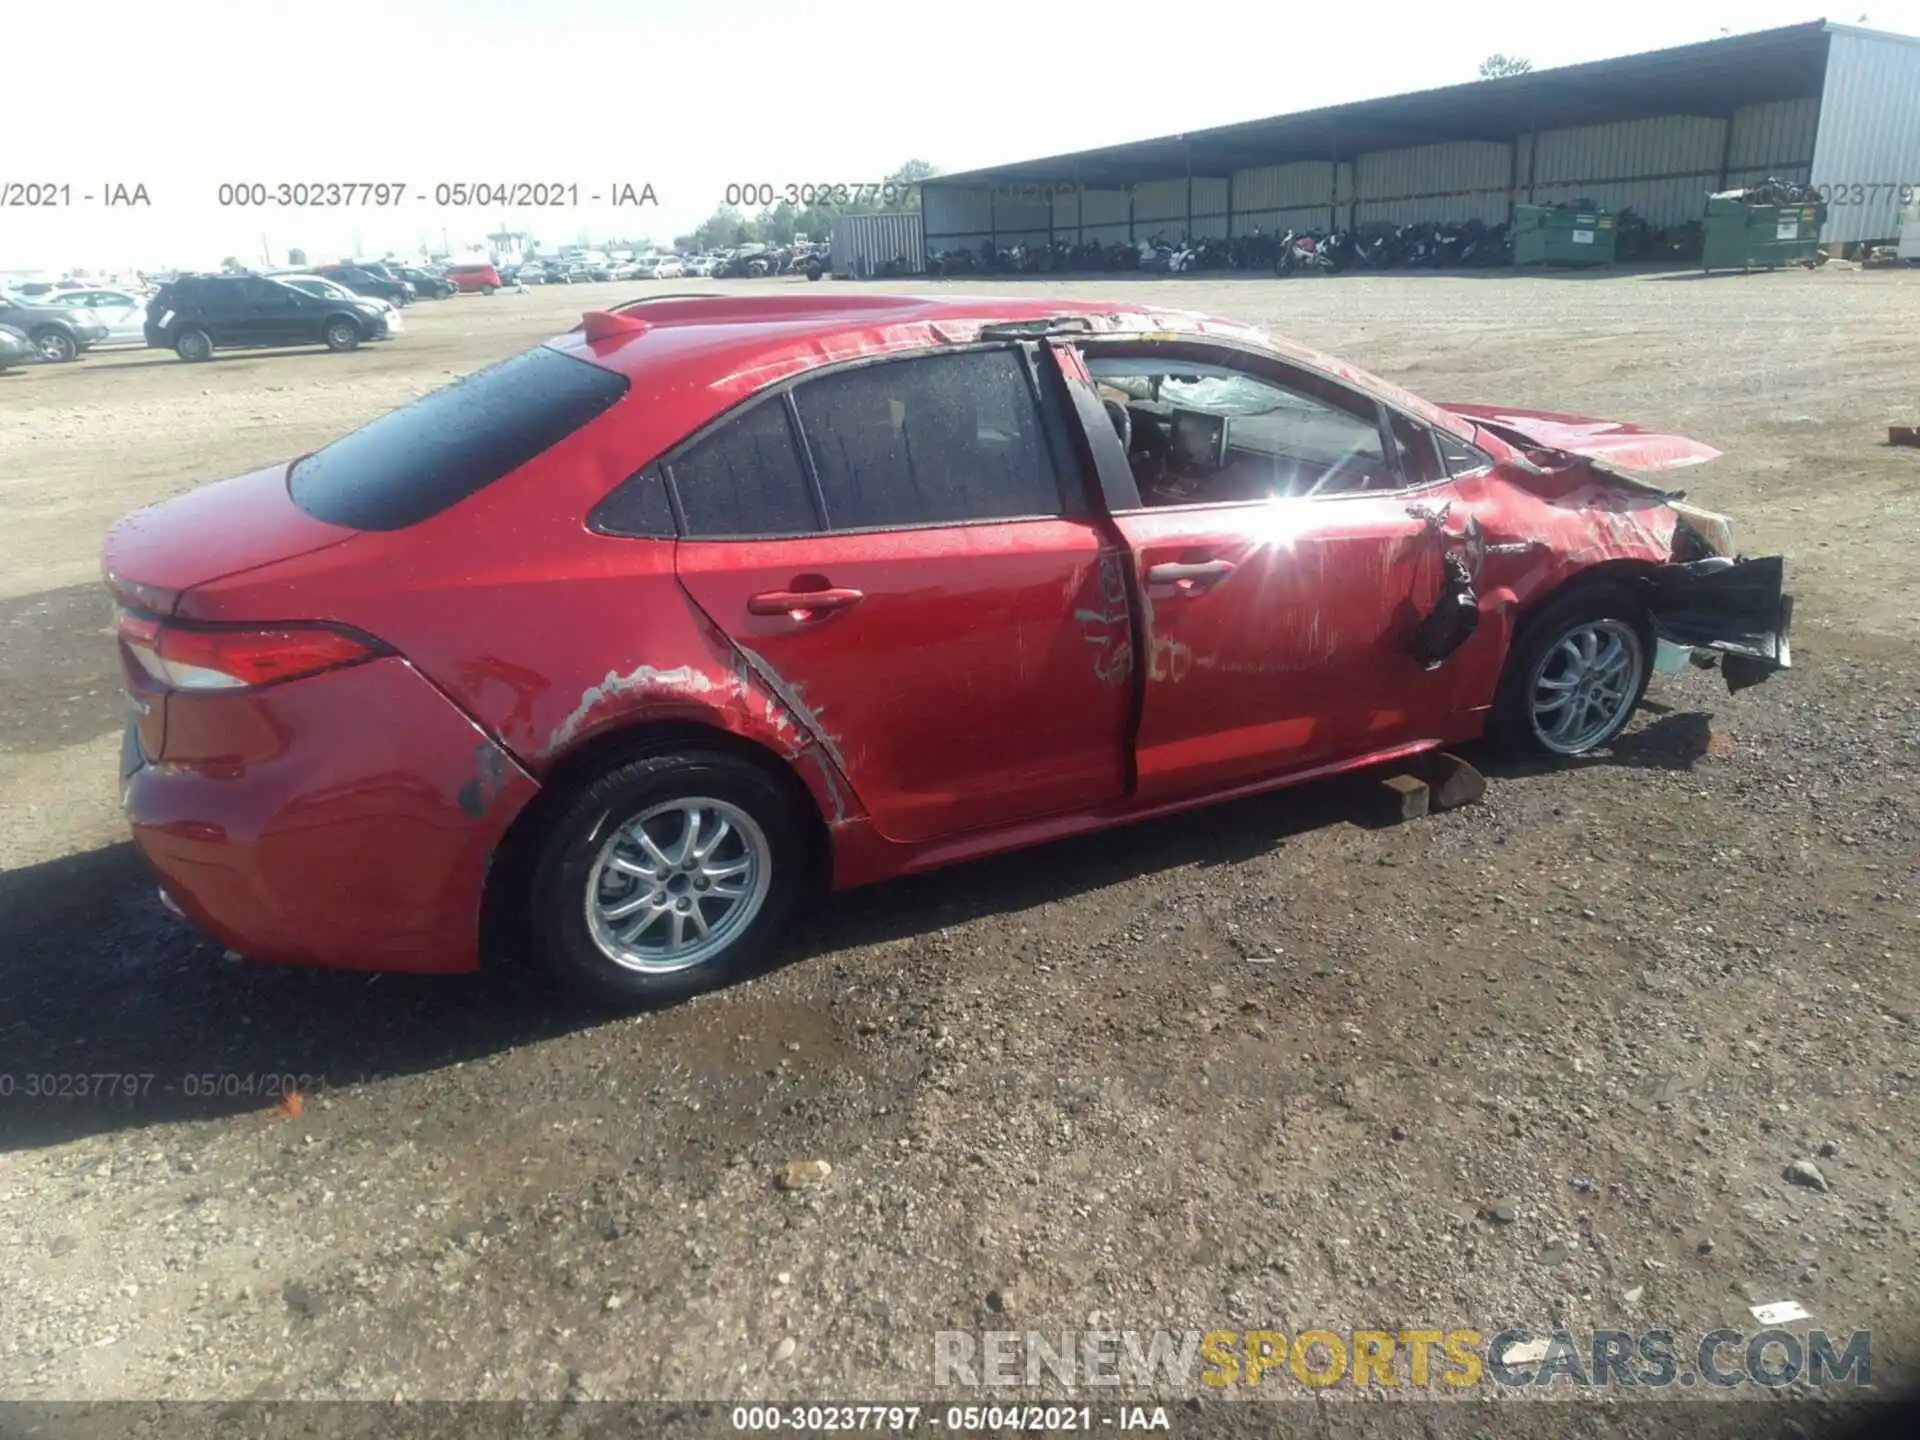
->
927;21;1844;188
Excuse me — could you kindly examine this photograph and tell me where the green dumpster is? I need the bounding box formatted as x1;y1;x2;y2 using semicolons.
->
1701;195;1827;272
1513;202;1616;267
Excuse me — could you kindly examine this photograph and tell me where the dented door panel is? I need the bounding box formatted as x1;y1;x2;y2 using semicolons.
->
1108;495;1458;803
676;522;1132;845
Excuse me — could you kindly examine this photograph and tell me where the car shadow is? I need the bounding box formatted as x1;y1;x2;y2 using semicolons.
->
0;772;1361;1152
1475;709;1715;782
0;707;1722;1152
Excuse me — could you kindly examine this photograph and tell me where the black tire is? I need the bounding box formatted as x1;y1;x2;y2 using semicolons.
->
174;328;213;362
1490;580;1654;758
480;284;496;295
33;328;78;363
525;749;809;1006
323;317;362;351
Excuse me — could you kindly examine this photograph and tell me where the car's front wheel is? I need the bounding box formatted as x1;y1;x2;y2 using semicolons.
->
174;328;213;362
1492;583;1652;757
33;328;78;362
480;284;496;295
526;749;808;1006
323;318;362;351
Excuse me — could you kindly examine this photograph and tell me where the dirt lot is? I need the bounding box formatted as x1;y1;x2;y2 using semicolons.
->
1;270;1915;1422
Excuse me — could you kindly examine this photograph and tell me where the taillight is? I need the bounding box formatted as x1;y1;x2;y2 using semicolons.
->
116;610;388;691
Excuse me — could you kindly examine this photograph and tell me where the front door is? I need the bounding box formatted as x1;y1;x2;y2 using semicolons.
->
672;346;1132;844
1074;341;1459;801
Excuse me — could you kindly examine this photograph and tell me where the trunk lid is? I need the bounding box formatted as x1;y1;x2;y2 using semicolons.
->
1441;404;1721;473
101;462;359;615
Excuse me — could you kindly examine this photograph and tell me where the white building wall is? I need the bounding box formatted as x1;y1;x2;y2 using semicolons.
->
1810;25;1920;243
922;185;993;241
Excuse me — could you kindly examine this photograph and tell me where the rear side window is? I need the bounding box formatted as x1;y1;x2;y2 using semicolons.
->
794;350;1060;531
670;398;819;537
289;345;628;530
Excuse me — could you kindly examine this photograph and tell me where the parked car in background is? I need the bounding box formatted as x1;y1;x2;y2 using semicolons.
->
398;266;455;299
0;323;33;371
144;273;391;360
98;294;1790;1006
277;275;404;336
684;255;716;277
513;264;546;286
312;265;412;306
631;254;685;279
447;262;504;294
39;287;151;346
0;291;110;361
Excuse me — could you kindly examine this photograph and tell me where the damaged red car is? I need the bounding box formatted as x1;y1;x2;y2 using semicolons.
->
104;294;1791;1003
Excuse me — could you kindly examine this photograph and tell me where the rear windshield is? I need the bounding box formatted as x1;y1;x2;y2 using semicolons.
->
288;345;628;529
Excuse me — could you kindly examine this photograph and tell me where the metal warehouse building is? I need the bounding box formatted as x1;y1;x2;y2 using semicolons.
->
919;19;1920;259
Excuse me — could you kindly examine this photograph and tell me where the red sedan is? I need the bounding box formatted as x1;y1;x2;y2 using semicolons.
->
104;294;1791;1003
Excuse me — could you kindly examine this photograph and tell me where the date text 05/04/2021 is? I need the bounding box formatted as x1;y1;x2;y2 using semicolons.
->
210;181;658;208
728;1404;1172;1432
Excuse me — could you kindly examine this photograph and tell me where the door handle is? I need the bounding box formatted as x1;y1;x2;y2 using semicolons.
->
747;586;865;617
1145;559;1238;591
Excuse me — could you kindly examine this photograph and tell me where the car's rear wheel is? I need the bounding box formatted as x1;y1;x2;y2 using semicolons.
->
33;329;78;363
526;749;808;1006
323;318;362;351
1492;583;1652;757
174;328;213;362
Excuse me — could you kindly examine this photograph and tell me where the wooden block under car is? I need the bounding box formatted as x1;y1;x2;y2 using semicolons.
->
1378;773;1431;822
1425;751;1488;811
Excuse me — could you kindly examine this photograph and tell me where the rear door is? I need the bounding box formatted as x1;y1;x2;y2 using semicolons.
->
1069;341;1462;802
666;345;1131;845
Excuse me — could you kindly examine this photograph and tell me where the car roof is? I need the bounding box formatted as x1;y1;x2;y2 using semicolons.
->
547;293;1474;440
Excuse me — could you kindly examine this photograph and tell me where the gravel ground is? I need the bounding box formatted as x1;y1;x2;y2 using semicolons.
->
0;269;1914;1426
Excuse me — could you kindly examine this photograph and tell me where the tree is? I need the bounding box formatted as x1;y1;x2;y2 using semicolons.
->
1478;53;1533;78
220;256;244;273
288;247;308;267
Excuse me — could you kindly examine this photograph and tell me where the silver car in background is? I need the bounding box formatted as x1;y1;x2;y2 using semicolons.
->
38;287;152;346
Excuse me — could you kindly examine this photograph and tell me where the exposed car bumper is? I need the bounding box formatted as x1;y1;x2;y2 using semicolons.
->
1646;555;1792;692
377;310;402;336
123;657;539;974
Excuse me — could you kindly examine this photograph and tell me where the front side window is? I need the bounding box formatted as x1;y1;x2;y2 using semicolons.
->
1086;354;1395;506
792;349;1060;531
1387;412;1448;489
1436;429;1496;477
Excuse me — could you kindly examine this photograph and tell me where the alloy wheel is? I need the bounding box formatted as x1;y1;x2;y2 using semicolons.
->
1527;618;1643;754
584;798;772;974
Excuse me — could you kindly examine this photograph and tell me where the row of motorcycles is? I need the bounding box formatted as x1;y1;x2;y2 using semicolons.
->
924;206;1709;276
713;243;829;280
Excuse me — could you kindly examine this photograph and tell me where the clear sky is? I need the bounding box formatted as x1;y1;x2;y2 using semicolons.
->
5;0;1917;272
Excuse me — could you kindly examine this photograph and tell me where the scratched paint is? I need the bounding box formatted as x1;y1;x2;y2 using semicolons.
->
546;663;718;754
734;644;853;779
456;739;511;820
1073;550;1134;685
